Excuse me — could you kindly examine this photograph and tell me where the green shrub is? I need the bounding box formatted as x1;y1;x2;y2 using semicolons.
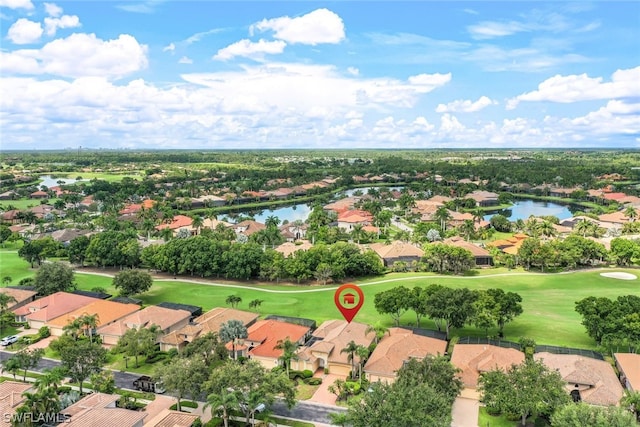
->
146;351;168;364
166;348;178;359
302;370;313;379
323;367;329;375
289;370;304;380
191;419;203;427
345;381;361;395
304;378;322;386
57;386;72;394
170;401;198;410
38;326;50;339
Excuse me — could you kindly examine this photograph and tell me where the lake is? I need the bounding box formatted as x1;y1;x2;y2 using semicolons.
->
483;200;574;221
38;175;87;188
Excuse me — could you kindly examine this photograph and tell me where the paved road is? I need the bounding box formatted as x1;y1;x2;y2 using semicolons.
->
0;350;343;425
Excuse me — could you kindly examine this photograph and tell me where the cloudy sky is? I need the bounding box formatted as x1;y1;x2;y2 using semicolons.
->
1;1;639;150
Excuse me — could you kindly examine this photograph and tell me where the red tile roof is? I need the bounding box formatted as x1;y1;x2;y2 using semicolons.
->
245;319;310;359
155;215;192;231
16;292;98;322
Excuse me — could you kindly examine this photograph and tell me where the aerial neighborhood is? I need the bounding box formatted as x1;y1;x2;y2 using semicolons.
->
0;150;639;427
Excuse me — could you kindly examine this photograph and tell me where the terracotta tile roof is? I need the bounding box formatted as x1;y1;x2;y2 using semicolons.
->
441;237;491;257
598;211;629;224
233;220;266;236
245;319;310;359
466;190;499;202
368;241;424;259
615;353;640;391
603;192;627;201
156;215;192;231
143;409;199;427
162;308;258;345
364;328;447;378
48;299;140;328
535;352;623;406
61;392;120;417
274;241;313;257
65;408;147;427
337;210;373;222
450;344;525;388
310;320;375;365
0;381;33;423
323;197;360;213
0;288;37;309
97;306;190;337
20;292;98;322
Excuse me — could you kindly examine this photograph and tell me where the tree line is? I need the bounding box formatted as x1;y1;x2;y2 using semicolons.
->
374;285;523;339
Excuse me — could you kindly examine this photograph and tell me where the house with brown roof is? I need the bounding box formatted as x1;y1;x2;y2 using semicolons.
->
364;328;448;384
337;210;373;231
450;344;525;388
0;288;37;311
155;215;193;236
368;241;424;267
324;197;360;214
466;190;499;207
274;241;313;258
441;237;493;266
614;353;640;391
143;409;199;427
61;392;147;427
534;352;623;406
160;307;258;352
233;220;266;237
0;381;33;425
47;299;141;337
14;292;98;328
279;223;308;241
1;210;22;224
30;190;48;199
598;211;633;230
233;319;311;369
293;320;375;376
98;305;191;347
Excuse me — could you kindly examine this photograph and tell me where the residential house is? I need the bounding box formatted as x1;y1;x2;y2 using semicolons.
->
98;305;191;347
279;223;308;241
235;319;311;369
14;292;98;327
368;241;424;267
0;287;37;311
0;381;33;424
143;409;199;427
614;353;640;391
1;210;21;224
30;190;48;199
534;352;623;406
448;211;474;228
38;228;92;246
233;220;266;237
119;200;155;216
323;197;360;215
293;320;375;376
486;233;528;256
155;215;193;236
160;307;258;352
337;210;373;232
598;211;633;230
466;190;500;207
441;237;493;266
364;328;448;384
450;344;525;388
0;191;18;200
28;204;56;219
274;241;313;258
61;392;147;427
46;299;141;337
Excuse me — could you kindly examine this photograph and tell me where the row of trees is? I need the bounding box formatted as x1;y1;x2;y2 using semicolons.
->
374;285;523;339
575;295;640;353
141;237;385;282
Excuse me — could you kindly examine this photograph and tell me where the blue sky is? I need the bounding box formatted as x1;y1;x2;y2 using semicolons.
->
1;1;639;149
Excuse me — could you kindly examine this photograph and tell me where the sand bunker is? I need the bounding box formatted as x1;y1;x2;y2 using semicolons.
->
600;272;637;280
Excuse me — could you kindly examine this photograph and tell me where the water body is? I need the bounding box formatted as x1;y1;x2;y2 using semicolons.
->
483;200;574;222
38;175;86;188
343;186;404;197
250;204;313;224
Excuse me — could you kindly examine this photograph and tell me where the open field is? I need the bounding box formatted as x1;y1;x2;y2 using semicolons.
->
0;198;60;210
2;251;639;349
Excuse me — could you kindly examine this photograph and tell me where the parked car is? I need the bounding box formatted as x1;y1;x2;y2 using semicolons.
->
132;375;165;394
239;402;266;414
0;335;19;346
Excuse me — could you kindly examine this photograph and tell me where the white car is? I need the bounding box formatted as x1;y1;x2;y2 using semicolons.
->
0;335;19;346
239;402;266;414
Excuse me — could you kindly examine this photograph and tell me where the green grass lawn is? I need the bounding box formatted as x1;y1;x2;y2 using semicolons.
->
3;251;640;349
0;198;60;210
478;407;549;427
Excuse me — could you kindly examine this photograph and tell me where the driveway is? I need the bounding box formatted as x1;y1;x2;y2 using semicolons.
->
451;397;479;427
308;374;341;405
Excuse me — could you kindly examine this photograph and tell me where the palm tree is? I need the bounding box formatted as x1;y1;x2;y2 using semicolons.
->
63;318;82;340
18;388;60;425
621;390;640;422
575;218;593;237
341;340;359;380
624;206;638;223
351;223;365;244
35;367;66;393
434;206;452;231
78;313;100;342
365;323;389;344
205;388;239;427
219;319;248;360
355;345;370;385
265;215;280;229
539;220;556;240
459;220;475;241
274;337;299;377
472;208;484;225
225;295;242;308
191;215;204;235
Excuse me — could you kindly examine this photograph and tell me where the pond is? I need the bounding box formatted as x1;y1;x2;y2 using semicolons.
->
249;204;313;224
483;199;575;222
38;175;87;188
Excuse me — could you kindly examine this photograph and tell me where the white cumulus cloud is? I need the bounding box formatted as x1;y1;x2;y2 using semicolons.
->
44;2;62;16
178;56;192;64
213;39;286;61
507;66;640;109
44;15;81;36
7;18;43;44
163;43;175;53
1;33;148;79
251;8;345;45
0;0;33;9
436;96;497;113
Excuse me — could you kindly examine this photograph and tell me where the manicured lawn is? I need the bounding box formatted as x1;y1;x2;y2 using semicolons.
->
0;198;60;210
3;251;640;349
0;249;36;284
478;407;517;427
295;382;320;400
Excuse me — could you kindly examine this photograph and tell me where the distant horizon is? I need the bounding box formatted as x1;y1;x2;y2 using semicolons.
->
1;1;638;149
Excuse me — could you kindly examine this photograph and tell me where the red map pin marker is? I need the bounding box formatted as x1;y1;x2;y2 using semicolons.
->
334;283;364;323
